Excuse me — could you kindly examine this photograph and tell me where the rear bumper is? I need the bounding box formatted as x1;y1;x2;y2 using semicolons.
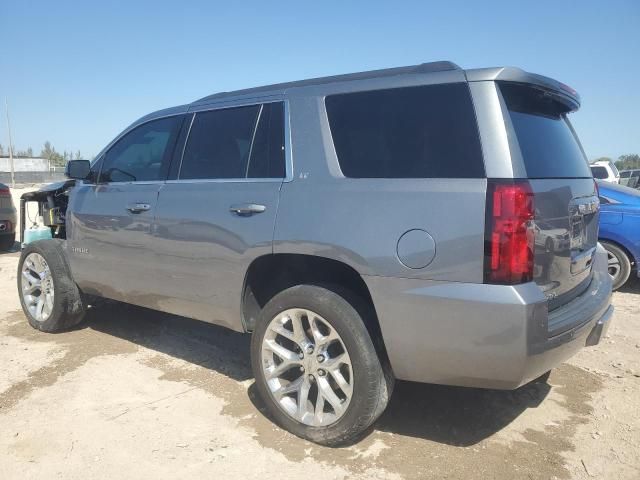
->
364;244;613;390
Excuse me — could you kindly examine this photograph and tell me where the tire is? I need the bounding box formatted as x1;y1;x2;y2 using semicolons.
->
0;234;15;251
17;239;86;332
601;241;631;291
251;285;392;446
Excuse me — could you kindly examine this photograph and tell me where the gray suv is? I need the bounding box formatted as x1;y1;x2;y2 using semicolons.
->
17;61;613;445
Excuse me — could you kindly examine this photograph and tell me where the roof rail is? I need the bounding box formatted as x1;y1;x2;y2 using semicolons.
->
195;61;461;103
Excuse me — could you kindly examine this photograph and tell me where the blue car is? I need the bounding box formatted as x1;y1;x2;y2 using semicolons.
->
597;181;640;290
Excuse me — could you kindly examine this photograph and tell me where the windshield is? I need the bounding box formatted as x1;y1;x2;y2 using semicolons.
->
500;83;592;179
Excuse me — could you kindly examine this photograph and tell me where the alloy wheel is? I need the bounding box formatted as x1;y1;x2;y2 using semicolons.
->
260;308;353;427
606;249;621;282
21;253;55;322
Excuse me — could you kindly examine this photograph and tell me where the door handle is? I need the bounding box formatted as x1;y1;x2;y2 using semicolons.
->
229;203;266;217
126;203;151;214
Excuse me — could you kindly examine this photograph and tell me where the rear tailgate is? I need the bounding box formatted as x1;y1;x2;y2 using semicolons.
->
499;83;599;334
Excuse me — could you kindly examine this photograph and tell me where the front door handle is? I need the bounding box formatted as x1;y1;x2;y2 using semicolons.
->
126;203;151;214
229;203;266;217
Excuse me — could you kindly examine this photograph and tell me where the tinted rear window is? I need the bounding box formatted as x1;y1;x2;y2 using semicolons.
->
180;105;260;180
591;166;608;179
500;83;591;179
179;103;285;180
247;102;286;178
325;83;484;178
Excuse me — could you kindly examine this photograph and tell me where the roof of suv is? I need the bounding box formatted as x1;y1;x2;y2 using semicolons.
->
191;61;580;109
195;61;462;103
129;61;581;135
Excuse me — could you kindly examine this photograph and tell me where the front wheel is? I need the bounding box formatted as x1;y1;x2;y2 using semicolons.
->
18;240;86;332
250;285;392;446
601;241;631;291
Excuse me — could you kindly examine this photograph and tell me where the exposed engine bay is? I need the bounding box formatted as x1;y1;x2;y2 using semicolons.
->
20;180;75;243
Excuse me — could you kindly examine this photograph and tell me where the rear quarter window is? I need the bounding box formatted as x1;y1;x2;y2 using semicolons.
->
325;83;484;178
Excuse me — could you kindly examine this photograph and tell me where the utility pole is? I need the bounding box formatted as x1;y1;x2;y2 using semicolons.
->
5;98;16;188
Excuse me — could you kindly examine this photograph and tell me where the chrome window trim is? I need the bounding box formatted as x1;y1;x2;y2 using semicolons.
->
174;98;292;183
189;94;283;113
245;104;264;178
165;178;283;185
93;180;168;186
176;113;196;180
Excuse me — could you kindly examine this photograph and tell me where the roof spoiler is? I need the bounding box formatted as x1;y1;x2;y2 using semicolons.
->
466;67;581;112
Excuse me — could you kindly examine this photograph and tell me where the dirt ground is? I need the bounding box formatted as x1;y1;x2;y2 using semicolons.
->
1;186;639;479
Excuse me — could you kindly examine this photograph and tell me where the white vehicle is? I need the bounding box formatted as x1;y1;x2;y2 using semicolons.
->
590;160;620;183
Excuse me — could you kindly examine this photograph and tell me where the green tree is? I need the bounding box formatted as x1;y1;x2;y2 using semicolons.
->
40;141;66;167
615;154;640;171
0;144;4;156
27;147;33;157
41;141;54;159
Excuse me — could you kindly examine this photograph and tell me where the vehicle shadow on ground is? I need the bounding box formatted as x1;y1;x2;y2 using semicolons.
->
618;275;640;294
85;301;253;382
373;377;550;446
0;241;20;256
84;301;551;447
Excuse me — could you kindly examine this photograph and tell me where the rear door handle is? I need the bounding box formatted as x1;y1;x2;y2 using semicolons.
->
126;203;151;214
229;203;266;217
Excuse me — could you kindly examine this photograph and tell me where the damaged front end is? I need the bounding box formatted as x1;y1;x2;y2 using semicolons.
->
20;180;75;245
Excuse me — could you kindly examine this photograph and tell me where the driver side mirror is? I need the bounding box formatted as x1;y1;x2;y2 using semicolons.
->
65;160;91;180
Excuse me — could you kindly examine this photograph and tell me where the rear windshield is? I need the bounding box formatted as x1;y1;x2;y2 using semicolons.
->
500;83;592;179
591;166;609;179
325;83;484;178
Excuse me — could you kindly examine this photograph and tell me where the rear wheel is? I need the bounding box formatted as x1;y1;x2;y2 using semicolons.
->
18;240;86;332
250;285;392;446
601;241;631;291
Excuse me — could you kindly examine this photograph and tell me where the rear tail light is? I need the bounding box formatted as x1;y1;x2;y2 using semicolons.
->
0;187;10;197
484;180;535;284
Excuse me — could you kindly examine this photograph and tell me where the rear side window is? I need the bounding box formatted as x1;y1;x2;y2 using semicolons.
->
180;105;260;179
500;83;592;179
325;83;484;178
591;166;609;179
248;102;286;178
179;102;286;180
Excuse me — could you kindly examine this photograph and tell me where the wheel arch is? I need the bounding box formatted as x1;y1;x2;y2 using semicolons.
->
241;253;391;368
600;236;637;269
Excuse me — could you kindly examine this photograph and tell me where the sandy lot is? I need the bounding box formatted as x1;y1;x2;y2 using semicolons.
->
1;186;639;479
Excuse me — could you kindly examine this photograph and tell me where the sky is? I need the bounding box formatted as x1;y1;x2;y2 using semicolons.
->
0;0;638;160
